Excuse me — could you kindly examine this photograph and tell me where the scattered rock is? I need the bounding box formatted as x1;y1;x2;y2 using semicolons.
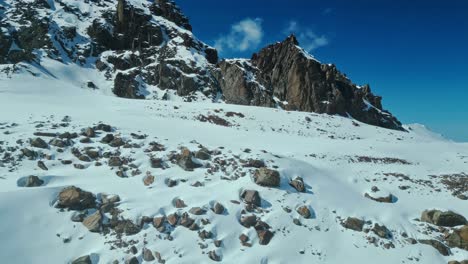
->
150;158;165;169
84;127;95;138
114;220;141;236
240;215;257;228
101;134;115;144
421;210;467;227
109;137;125;147
244;159;265;168
253;167;280;187
167;213;179;226
153;216;166;229
194;149;211;160
143;174;155;186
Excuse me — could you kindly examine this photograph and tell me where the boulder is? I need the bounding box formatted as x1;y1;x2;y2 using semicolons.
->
84;127;95;138
30;137;48;149
253;168;280;187
189;207;206;215
421;210;467;227
71;255;92;264
289;177;305;192
364;193;396;203
194;149;211;160
212;202;225;214
208;250;221;262
24;175;44;187
173;198;187;208
241;190;261;207
114;220;141;235
257;230;274;245
372;223;391;239
240;215;258;228
297;206;311;219
153;216;166;228
342;217;365;232
56;186;96;210
142;248;155;262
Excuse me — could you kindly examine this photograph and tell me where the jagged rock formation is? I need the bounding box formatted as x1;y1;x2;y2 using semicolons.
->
215;35;403;130
0;0;402;130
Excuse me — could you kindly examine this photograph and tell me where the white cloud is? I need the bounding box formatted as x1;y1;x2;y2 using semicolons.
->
283;20;329;52
214;18;264;53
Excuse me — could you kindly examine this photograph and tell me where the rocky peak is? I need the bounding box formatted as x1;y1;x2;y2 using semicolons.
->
150;0;192;31
216;36;404;130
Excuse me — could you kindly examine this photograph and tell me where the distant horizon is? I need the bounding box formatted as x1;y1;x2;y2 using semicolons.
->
177;0;468;142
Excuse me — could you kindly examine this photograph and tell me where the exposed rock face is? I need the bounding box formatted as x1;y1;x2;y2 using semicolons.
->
215;35;404;130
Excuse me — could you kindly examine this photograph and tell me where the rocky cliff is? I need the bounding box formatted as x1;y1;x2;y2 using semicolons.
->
215;35;403;130
0;0;403;130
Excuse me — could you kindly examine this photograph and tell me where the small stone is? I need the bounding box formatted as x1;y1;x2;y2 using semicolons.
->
79;155;91;162
364;193;395;203
208;250;221;262
297;206;311;219
173;198;187;208
198;230;213;240
108;156;123;167
239;234;249;243
254;167;280;187
74;164;86;170
37;161;48;171
289;177;305;192
144;174;155;186
212;202;225;214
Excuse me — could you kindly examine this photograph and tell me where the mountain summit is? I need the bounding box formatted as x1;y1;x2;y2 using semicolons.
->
0;0;401;130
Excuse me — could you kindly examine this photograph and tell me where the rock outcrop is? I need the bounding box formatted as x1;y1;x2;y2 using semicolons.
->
215;35;404;130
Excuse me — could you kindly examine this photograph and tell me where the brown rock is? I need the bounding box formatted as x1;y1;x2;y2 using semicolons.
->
289;177;305;192
257;230;274;245
342;217;365;232
297;206;311;219
82;211;102;232
421;210;467;227
212;202;225;214
253;167;280;187
241;190;261;206
56;186;96;210
153;216;166;229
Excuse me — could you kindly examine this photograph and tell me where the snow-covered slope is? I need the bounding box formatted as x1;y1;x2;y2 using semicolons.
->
0;71;467;264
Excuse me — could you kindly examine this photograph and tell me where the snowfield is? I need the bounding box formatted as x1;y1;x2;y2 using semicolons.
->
0;68;467;264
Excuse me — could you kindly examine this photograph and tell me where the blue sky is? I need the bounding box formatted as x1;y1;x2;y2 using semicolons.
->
177;0;468;141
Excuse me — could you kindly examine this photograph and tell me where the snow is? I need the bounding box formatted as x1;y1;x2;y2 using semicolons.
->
0;67;467;264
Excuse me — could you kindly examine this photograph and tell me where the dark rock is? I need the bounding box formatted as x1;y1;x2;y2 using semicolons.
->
208;250;221;262
95;124;112;132
342;217;365;232
84;127;95;138
257;230;274;245
214;35;404;130
253;168;280;187
109;137;125;147
179;212;194;228
108;157;123;167
244;159;265;168
114;220;141;236
211;202;225;214
31;137;48;149
142;248;155;261
24;175;44;187
101;134;115;144
153;216;166;228
167;213;179;226
198;230;213;240
241;190;261;207
71;255;92;264
194;149;211;160
21;148;38;159
189;207;206;215
150;158;165;169
125;256;139;264
173;198;187;208
240;215;257;228
372;223;391;239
